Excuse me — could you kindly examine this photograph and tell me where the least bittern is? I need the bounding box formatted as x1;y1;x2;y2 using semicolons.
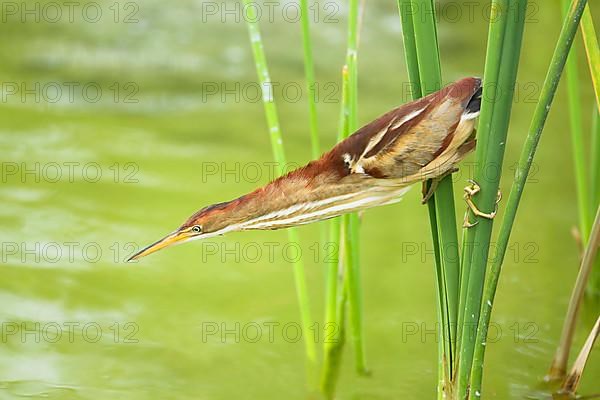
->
128;77;483;261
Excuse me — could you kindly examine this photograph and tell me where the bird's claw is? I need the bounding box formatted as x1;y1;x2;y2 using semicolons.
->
463;180;501;228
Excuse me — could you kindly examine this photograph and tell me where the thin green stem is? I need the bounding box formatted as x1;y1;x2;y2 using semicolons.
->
341;0;368;375
299;0;320;159
580;4;600;113
344;211;367;374
581;4;600;297
242;0;316;376
469;0;588;394
592;109;600;215
320;217;343;398
324;218;341;332
320;65;356;388
324;218;341;330
561;0;590;244
590;109;600;297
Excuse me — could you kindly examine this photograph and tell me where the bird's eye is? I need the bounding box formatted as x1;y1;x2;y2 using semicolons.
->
191;225;202;233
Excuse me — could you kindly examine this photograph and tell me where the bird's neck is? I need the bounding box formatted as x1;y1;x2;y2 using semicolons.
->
223;171;407;231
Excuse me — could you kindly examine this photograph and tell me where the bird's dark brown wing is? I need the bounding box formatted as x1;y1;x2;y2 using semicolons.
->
323;77;481;183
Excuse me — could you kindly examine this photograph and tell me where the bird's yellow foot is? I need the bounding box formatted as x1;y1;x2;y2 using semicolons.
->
421;167;459;204
462;180;501;228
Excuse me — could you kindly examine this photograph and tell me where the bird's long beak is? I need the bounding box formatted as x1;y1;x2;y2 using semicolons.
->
127;231;189;262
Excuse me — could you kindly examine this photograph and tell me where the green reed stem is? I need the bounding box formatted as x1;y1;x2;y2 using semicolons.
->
398;1;460;393
299;0;320;158
469;0;588;393
324;218;342;329
580;4;600;297
321;63;352;396
242;1;316;376
580;5;600;113
321;217;343;398
415;0;460;382
550;205;600;383
321;255;348;399
457;2;528;398
561;0;590;244
592;109;600;227
398;0;421;99
398;2;446;391
342;0;368;375
456;0;509;367
398;0;460;398
590;110;600;297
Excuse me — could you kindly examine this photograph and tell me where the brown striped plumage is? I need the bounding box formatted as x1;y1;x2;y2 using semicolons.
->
128;77;482;261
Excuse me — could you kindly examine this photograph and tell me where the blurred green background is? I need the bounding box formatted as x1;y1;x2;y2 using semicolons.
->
0;0;598;398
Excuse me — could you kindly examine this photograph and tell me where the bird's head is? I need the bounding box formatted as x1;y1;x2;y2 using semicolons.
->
127;200;240;262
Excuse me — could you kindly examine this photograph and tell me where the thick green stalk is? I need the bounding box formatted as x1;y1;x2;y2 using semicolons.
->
412;1;461;375
299;0;320;158
434;177;461;367
398;0;459;391
242;1;316;374
410;0;442;91
580;5;600;112
397;0;421;98
456;0;509;363
469;0;588;395
398;2;446;393
457;1;528;397
561;0;590;243
397;0;444;285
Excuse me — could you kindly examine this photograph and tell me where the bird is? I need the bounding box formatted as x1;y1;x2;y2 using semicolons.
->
127;77;483;262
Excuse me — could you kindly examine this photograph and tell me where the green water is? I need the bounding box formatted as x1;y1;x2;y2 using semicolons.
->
1;1;599;398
